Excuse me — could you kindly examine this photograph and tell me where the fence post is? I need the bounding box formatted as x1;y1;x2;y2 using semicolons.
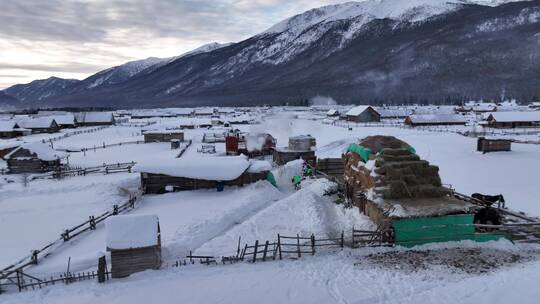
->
252;240;259;263
62;230;70;242
277;234;282;260
262;241;269;262
311;234;315;255
341;231;344;248
351;226;355;248
297;234;301;258
113;205;119;215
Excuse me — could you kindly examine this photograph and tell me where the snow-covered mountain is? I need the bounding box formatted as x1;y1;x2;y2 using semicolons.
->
3;77;79;103
3;0;540;108
83;57;169;89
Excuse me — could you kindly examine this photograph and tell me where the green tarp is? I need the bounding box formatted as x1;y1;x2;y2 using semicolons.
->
347;144;372;163
393;214;509;247
266;172;277;187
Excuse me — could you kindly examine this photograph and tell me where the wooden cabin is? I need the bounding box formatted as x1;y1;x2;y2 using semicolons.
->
485;112;540;128
326;109;340;117
5;143;67;173
106;215;161;278
0;121;30;138
404;114;467;127
477;137;511;153
273;135;317;166
143;130;184;143
16;117;60;134
345;106;381;123
135;156;272;194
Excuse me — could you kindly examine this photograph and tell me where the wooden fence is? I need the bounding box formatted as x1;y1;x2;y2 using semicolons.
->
176;140;192;158
31;162;136;180
41;126;110;145
0;191;142;284
55;140;145;152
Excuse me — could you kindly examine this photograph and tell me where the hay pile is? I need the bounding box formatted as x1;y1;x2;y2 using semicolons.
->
344;136;449;200
359;136;410;154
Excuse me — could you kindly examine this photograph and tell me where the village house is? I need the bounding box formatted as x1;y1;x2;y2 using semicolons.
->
4;142;68;173
74;112;115;127
485;111;540;128
16;117;60;134
345;105;381;122
106;214;161;278
193;108;216;117
0;121;30;138
273;135;316;166
134;155;273;194
173;108;194;117
404;114;467;127
377;108;411;119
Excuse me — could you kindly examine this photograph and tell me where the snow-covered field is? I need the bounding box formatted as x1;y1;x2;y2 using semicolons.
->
1;108;540;303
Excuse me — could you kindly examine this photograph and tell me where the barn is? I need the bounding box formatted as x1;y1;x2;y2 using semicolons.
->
485;112;540;128
16;117;60;134
404;114;467;127
345;106;381;122
106;214;161;278
134;155;273;194
143;130;184;143
5;142;68;173
75;112;115;126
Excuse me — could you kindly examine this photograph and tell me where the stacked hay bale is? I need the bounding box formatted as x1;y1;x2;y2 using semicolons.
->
373;148;448;199
344;135;449;201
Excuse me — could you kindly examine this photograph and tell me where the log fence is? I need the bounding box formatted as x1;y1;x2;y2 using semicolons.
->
31;162;137;180
0;191;142;286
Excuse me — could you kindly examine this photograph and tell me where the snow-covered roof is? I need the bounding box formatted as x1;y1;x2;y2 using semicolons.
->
487;111;540;123
377;108;411;118
407;114;466;124
5;142;68;160
172;108;194;115
142;129;184;135
194;108;215;115
346;105;377;116
105;214;159;250
134;155;251;181
75;112;114;123
326;109;338;115
247;160;272;173
16;117;56;129
0;120;21;132
48;114;76;125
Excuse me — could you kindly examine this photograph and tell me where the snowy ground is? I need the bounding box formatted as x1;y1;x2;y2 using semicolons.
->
2;108;540;303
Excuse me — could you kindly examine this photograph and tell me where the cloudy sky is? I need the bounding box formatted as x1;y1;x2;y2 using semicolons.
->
0;0;353;89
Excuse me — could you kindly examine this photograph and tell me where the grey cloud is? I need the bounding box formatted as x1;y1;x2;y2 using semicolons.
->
0;62;108;74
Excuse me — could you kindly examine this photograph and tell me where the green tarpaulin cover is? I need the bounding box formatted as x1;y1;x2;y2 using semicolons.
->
347;144;372;163
266;172;277;187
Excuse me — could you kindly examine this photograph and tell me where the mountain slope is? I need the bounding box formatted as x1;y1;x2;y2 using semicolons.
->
4;77;79;103
9;0;540;107
0;91;20;106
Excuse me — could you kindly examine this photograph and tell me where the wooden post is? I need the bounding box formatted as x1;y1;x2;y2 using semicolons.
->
311;234;315;255
97;255;107;283
262;241;269;261
252;240;259;263
236;236;241;257
341;231;344;248
297;234;301;258
277;234;282;260
351;226;355;248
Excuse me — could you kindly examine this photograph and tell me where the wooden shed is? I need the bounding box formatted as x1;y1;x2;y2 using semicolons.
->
106;214;161;278
134;156;272;194
0;121;30;138
143;130;184;143
4;143;67;173
477;137;511;153
345;106;381;123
